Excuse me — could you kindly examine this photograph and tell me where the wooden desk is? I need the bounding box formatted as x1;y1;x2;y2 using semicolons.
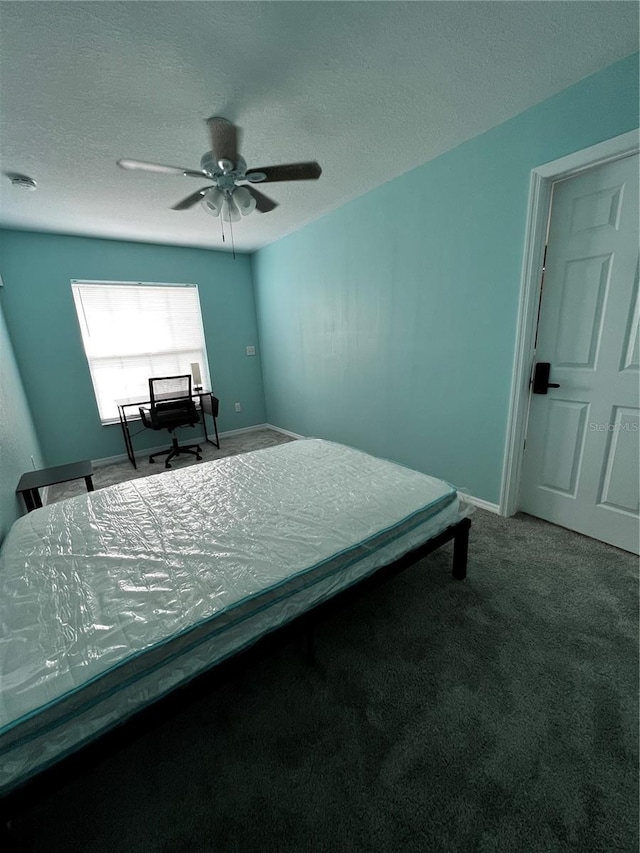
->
17;461;94;512
115;391;220;469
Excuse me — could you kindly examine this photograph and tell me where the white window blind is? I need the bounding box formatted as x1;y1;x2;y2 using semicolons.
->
71;281;211;423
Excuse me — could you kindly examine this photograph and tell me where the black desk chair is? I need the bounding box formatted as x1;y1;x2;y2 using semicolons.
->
139;375;202;468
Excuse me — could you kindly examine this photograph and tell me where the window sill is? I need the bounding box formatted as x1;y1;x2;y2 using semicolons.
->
102;416;142;427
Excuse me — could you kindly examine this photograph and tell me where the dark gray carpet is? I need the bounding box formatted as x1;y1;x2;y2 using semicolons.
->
16;511;638;853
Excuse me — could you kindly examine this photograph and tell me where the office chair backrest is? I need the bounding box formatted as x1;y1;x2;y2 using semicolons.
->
146;375;198;430
149;374;192;405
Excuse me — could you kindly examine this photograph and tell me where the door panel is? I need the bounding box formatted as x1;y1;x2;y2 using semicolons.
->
554;254;610;367
570;183;624;234
597;406;640;514
539;400;589;495
620;267;639;371
520;152;639;553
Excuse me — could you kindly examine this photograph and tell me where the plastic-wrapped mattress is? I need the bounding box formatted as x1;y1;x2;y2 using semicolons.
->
0;439;463;793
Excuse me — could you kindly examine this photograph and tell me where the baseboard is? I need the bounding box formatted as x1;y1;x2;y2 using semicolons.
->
215;424;270;438
265;423;306;440
460;493;502;515
92;435;207;468
91;424;289;468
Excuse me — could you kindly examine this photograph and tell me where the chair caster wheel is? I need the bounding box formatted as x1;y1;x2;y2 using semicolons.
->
196;456;202;461
165;463;172;469
149;457;155;464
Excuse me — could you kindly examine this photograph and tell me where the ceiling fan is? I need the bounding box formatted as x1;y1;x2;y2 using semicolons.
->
117;117;322;222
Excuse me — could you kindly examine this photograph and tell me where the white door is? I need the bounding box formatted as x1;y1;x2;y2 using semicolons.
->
520;152;639;553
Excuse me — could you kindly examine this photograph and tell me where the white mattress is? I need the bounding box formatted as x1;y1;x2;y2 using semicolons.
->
0;439;466;793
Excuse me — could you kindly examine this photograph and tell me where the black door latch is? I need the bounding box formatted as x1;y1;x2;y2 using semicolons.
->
532;362;560;395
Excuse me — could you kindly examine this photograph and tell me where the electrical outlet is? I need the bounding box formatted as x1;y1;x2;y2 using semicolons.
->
246;345;256;356
234;402;242;412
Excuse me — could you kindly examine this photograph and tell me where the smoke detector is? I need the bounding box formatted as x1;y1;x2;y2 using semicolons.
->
11;175;37;191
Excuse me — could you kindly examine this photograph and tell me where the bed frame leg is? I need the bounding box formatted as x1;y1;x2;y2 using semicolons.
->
452;518;471;580
305;625;316;666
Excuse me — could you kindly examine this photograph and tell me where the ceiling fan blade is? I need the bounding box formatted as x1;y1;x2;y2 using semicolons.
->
246;186;279;213
117;159;206;178
171;187;212;210
206;117;239;169
246;161;322;183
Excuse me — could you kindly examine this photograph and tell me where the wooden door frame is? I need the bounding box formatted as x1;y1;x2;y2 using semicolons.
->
500;129;639;517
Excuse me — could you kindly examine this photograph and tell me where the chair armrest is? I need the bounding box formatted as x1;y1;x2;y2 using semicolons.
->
139;407;152;428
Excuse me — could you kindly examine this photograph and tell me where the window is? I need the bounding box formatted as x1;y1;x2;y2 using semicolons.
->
71;281;211;423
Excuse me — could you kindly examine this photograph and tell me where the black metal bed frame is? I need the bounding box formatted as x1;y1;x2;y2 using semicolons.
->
1;516;471;849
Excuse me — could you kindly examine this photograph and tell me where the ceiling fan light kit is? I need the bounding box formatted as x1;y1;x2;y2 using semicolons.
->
117;116;322;228
199;185;256;220
201;187;224;217
232;186;257;216
221;196;241;223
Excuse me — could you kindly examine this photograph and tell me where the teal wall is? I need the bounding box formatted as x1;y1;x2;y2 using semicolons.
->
252;54;640;505
0;231;265;465
0;300;43;540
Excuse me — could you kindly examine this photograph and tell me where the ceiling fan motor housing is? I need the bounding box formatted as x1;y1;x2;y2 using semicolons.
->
200;152;247;184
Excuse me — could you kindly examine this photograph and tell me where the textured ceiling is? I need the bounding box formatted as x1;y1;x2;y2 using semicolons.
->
0;2;637;253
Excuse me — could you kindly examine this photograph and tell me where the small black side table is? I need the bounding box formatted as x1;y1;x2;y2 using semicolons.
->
16;461;94;512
